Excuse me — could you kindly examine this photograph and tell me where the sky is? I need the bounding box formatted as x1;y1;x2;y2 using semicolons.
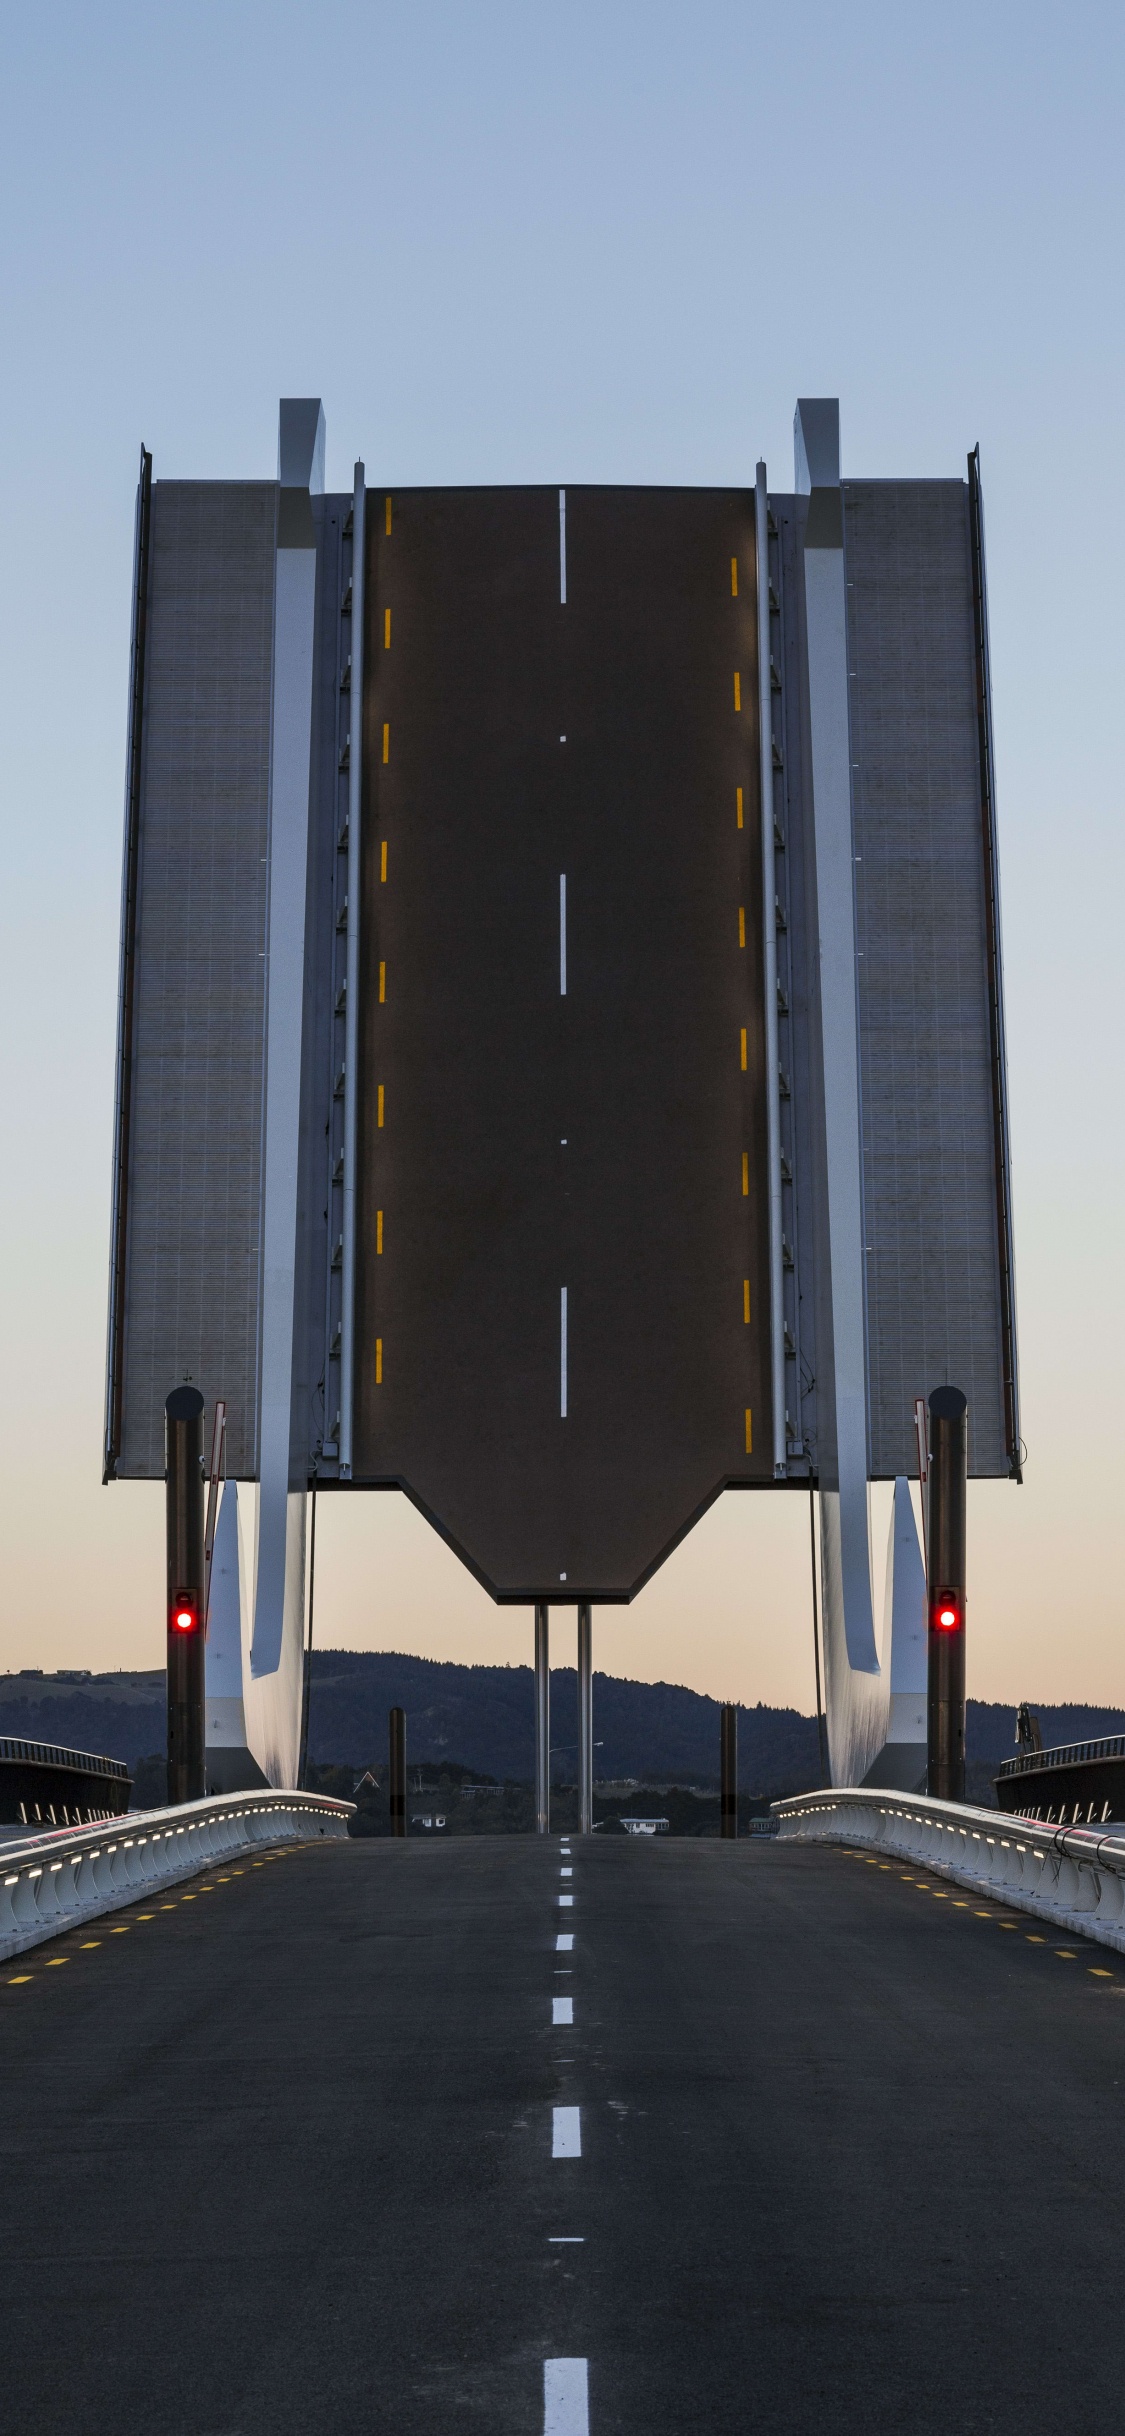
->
0;0;1122;1711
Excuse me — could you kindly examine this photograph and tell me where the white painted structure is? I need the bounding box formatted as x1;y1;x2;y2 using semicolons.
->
774;1789;1125;1958
248;400;323;1786
0;1788;352;1964
796;399;912;1790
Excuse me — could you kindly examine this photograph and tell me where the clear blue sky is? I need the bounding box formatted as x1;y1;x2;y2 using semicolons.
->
0;0;1121;1705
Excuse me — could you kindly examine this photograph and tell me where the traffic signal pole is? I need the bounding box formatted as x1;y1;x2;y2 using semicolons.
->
165;1385;206;1804
926;1385;968;1802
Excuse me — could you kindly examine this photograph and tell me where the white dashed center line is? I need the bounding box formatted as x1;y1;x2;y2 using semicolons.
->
553;1996;574;2025
552;2106;582;2158
558;1893;573;1908
560;1866;572;1878
544;2356;589;2435
548;2236;584;2244
556;1933;574;1951
558;489;567;604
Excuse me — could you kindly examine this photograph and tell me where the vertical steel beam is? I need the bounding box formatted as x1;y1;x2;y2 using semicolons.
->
720;1704;738;1838
967;448;1021;1481
104;444;153;1482
166;1386;206;1805
755;462;786;1476
577;1604;593;1836
926;1386;968;1802
389;1706;406;1837
339;458;366;1479
535;1603;550;1836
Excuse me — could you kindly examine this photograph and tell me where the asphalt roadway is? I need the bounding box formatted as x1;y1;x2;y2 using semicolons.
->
4;1834;1125;2435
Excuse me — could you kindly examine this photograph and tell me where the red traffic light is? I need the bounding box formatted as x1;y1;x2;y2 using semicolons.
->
171;1594;199;1634
932;1591;964;1633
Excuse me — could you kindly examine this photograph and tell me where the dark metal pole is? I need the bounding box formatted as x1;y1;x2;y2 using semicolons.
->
808;1485;829;1782
534;1603;550;1836
720;1704;738;1838
389;1706;406;1837
577;1603;593;1835
298;1481;317;1791
926;1386;968;1802
165;1386;206;1805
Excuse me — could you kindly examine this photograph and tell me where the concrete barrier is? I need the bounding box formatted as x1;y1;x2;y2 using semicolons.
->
773;1787;1125;1956
0;1789;353;1962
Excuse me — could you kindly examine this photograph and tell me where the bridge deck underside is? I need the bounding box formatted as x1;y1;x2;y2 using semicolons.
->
1;1838;1121;2432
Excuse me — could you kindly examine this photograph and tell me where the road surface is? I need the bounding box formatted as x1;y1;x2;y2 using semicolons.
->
3;1833;1124;2432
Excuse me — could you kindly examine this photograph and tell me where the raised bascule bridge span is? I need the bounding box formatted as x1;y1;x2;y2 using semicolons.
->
104;393;1017;1810
4;396;1090;2430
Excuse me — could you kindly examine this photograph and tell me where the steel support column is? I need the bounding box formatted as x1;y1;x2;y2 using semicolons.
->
926;1386;968;1802
720;1704;738;1838
577;1604;593;1836
389;1706;406;1836
166;1386;206;1805
535;1603;550;1836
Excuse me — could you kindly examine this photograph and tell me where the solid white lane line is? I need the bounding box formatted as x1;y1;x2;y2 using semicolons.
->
558;1893;573;1908
556;1933;574;1951
553;1997;574;2025
560;1285;568;1417
559;490;567;604
559;874;567;995
544;2357;589;2436
552;2106;581;2159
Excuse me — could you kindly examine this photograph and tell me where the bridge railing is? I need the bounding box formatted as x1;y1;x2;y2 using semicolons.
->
0;1788;353;1963
773;1787;1125;1957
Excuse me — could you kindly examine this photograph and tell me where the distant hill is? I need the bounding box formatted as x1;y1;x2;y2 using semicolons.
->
303;1651;822;1793
1;1660;1121;1807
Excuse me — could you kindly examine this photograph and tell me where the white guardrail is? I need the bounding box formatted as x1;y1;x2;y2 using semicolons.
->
0;1789;354;1963
773;1788;1125;1957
